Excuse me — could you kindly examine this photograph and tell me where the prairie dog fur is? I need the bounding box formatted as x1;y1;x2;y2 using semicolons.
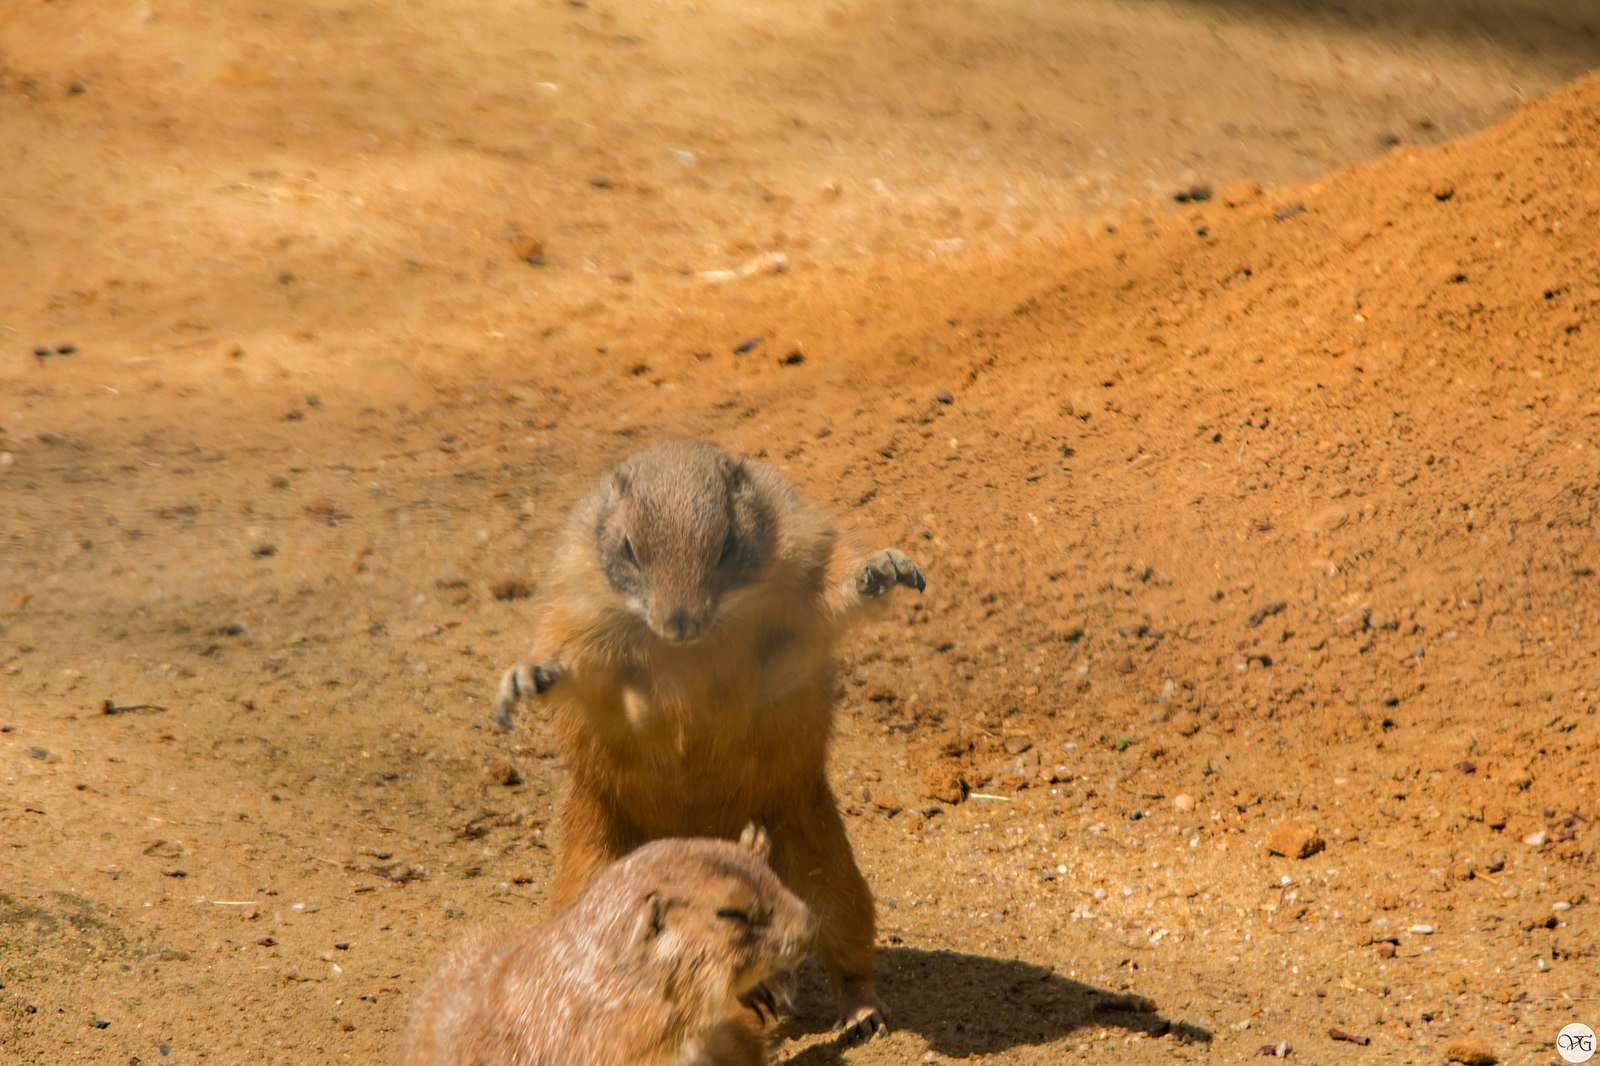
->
404;829;815;1066
494;441;924;1039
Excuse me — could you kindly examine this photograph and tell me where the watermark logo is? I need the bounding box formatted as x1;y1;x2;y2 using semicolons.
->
1558;1022;1596;1064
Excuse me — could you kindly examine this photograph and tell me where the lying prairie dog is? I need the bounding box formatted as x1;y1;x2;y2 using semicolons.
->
405;828;815;1066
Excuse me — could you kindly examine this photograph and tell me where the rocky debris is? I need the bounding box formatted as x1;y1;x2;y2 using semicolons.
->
923;766;969;804
1443;1037;1498;1064
512;235;546;266
489;575;534;601
486;759;521;786
1265;821;1325;859
864;787;904;814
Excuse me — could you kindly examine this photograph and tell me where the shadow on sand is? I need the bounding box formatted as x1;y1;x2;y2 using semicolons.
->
781;946;1210;1064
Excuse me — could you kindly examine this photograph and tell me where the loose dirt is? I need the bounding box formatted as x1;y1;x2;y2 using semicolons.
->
2;1;1598;1063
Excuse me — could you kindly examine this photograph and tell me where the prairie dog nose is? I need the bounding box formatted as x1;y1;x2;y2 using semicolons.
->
661;606;703;643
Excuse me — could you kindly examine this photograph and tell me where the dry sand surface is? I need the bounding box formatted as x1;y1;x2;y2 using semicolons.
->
3;1;1600;1063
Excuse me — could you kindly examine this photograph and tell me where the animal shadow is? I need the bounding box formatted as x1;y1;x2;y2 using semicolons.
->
781;946;1210;1063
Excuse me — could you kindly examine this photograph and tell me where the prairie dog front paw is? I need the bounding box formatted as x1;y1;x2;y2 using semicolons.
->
492;662;560;730
854;548;926;598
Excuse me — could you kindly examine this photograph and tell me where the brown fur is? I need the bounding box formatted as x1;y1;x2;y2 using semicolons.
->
494;441;924;1036
404;832;815;1066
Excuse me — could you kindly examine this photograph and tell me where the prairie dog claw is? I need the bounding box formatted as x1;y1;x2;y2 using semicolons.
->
855;548;926;598
492;662;559;730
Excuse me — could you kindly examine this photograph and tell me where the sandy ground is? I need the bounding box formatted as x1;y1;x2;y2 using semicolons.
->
3;1;1599;1063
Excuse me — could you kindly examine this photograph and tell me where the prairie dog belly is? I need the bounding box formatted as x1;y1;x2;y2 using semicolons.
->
560;664;832;837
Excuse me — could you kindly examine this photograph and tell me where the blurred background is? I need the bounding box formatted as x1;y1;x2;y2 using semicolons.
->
5;0;1599;380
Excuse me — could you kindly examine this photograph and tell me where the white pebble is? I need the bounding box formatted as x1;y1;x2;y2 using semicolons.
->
1409;924;1434;935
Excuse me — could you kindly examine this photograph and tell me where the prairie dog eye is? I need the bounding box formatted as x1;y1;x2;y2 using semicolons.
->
622;536;638;566
715;907;750;925
718;528;738;566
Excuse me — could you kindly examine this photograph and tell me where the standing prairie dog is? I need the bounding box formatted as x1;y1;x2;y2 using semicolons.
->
404;829;816;1066
494;441;924;1039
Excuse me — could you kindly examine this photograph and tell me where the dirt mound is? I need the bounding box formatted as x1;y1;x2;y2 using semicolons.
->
2;10;1597;1066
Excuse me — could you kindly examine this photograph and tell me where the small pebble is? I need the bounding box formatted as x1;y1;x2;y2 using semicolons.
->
56;344;77;355
26;746;48;759
935;390;953;404
1173;793;1196;812
1409;924;1434;934
1265;820;1324;859
486;759;521;786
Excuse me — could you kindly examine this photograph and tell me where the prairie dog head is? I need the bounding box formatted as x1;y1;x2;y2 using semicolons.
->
601;837;816;1017
593;442;772;644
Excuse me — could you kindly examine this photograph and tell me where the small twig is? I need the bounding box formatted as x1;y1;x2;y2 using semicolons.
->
967;792;1014;802
103;699;168;715
1329;1028;1370;1046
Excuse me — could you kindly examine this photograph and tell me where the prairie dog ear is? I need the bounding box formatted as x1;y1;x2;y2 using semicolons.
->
725;457;750;495
611;469;632;499
633;890;669;943
738;821;771;861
